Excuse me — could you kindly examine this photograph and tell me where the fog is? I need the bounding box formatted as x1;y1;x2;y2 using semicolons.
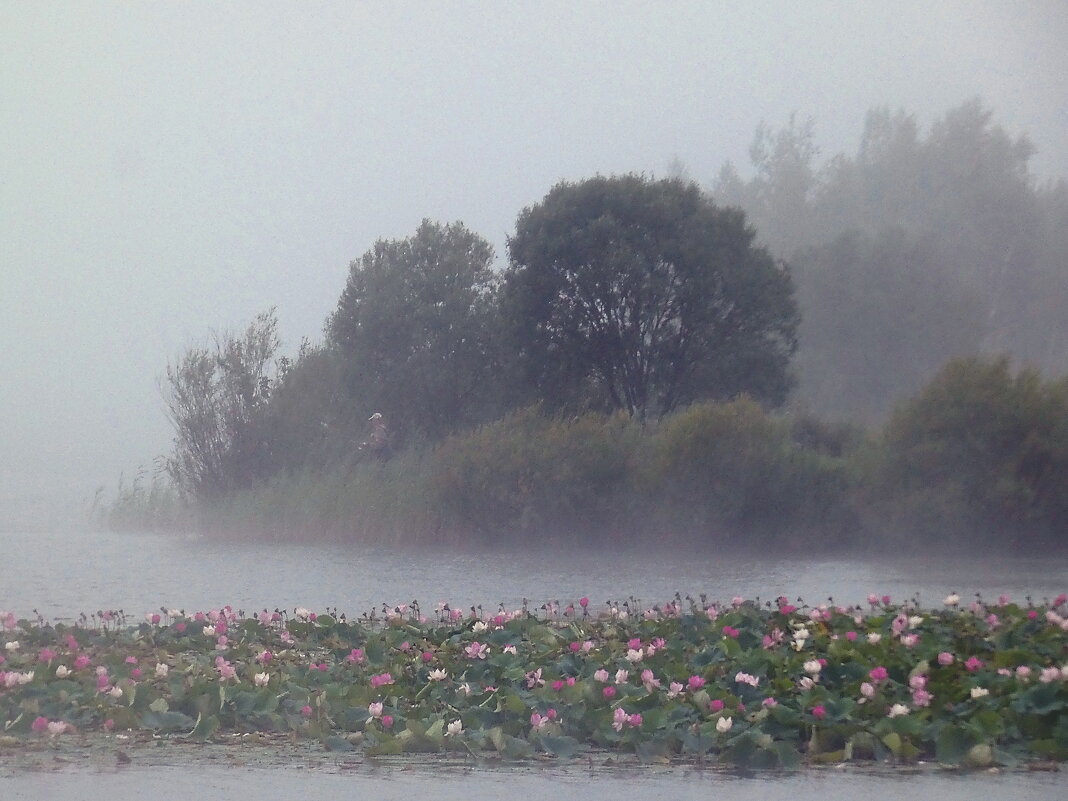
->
2;1;1067;525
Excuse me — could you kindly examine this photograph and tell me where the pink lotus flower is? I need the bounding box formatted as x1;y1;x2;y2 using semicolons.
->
31;716;49;733
912;688;933;707
709;698;725;712
465;642;489;659
1039;667;1061;683
347;648;366;664
964;656;984;672
579;597;589;608
869;666;889;682
300;705;313;717
687;675;706;691
938;651;954;665
38;648;57;662
641;669;660;691
602;686;616;699
380;714;394;728
845;631;858;641
593;669;610;683
811;705;827;719
370;672;394;688
735;671;759;687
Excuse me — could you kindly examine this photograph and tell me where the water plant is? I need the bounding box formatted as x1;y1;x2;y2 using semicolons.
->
2;592;1067;768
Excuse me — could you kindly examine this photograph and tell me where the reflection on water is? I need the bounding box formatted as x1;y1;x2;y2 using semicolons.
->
2;529;1066;620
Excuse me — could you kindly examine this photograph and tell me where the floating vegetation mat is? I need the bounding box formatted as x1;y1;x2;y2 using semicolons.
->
2;592;1067;769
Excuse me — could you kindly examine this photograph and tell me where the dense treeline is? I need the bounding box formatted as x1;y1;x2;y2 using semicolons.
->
108;102;1068;552
715;99;1068;421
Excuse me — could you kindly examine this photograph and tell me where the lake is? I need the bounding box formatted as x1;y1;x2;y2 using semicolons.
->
2;528;1066;800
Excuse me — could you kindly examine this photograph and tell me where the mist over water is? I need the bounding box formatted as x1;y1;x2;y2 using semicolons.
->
4;529;1065;621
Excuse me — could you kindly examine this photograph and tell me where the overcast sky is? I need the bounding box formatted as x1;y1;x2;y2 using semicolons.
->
2;1;1066;523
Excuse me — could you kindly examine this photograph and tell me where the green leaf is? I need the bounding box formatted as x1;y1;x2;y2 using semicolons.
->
324;735;354;752
188;713;220;742
539;735;581;759
140;710;196;732
935;724;977;765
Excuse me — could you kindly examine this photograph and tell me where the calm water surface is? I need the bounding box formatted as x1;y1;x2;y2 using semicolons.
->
3;529;1065;619
2;528;1066;800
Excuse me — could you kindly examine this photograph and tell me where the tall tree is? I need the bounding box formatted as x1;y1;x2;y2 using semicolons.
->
503;175;799;420
326;220;501;444
163;309;280;500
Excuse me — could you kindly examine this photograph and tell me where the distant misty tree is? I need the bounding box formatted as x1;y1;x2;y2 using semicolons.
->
715;114;821;256
163;309;281;501
793;229;987;422
503;175;799;420
326;220;502;444
715;99;1067;421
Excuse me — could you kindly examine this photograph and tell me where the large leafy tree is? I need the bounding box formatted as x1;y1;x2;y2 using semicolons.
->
326;219;501;444
503;175;798;419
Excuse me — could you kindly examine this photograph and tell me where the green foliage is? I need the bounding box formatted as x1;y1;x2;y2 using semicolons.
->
504;175;798;420
429;408;641;543
326;219;504;445
6;595;1068;767
873;356;1068;547
652;399;857;547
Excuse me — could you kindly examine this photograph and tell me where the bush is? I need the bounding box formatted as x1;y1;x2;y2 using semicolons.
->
649;399;858;547
873;356;1068;548
428;408;641;544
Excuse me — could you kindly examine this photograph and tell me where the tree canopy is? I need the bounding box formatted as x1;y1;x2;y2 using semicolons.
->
503;175;798;420
326;219;502;444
